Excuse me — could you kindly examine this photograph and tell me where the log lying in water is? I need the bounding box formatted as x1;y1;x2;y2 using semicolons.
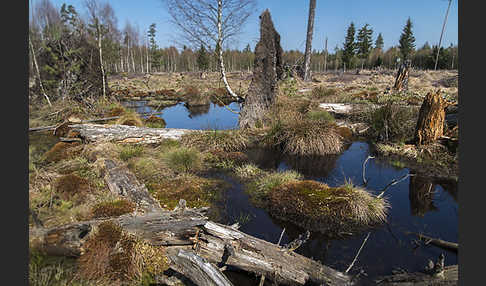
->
375;265;458;285
69;123;198;143
29;207;353;285
407;232;458;253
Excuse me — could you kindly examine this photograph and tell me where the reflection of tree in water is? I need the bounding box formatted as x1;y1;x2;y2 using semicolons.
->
435;178;458;202
185;103;210;118
283;154;339;178
244;147;283;170
409;175;438;217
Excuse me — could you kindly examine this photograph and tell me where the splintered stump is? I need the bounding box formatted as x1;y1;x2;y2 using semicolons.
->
238;9;283;129
393;60;411;92
414;91;448;145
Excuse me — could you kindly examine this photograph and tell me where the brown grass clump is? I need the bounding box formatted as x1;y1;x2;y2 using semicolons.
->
78;221;170;283
109;106;126;117
181;130;249;152
267;180;388;232
144;115;166;128
54;173;91;202
91;199;136;218
267;119;345;156
335;126;354;142
115;111;144;127
42;142;82;163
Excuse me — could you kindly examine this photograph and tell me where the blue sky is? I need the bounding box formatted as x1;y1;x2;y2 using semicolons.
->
36;0;458;52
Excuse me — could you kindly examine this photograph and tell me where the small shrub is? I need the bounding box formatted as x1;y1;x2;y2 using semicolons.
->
119;145;144;161
163;147;202;173
91;200;136;218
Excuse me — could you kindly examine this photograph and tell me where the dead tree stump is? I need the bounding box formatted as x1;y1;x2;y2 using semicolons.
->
238;9;283;129
393;59;411;92
414;91;448;145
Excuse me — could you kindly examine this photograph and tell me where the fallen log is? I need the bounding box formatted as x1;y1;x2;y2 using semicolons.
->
28;112;163;132
375;265;458;285
167;249;234;286
29;208;353;285
406;232;458;253
69;123;198;143
319;103;379;116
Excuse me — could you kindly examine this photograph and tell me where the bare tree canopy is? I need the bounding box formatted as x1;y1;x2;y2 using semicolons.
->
164;0;257;51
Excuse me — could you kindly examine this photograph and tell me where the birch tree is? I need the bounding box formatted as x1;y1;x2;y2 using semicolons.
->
165;0;256;100
302;0;316;81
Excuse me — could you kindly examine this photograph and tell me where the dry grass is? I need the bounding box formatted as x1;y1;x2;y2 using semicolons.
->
267;179;389;232
181;129;249;152
42;142;83;164
114;111;144;127
53;173;91;203
144;115;166;128
91;199;136;218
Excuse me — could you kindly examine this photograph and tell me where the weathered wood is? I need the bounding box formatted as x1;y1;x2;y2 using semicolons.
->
319;103;380;116
100;158;162;213
28;112;164;132
375;265;458;285
393;60;411;92
30;208;353;285
239;9;283;129
407;232;458;253
414;91;448;145
69;123;198;143
167;249;234;286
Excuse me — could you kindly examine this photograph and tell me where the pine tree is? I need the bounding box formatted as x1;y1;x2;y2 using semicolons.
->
196;44;209;71
399;17;416;60
342;22;356;69
356;24;373;68
375;33;384;50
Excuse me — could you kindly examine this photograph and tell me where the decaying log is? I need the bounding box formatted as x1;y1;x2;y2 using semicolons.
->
319;103;380;116
69;123;197;143
100;158;162;213
406;232;458;253
376;265;458;285
414;91;449;145
29;208;353;285
167;249;234;286
28;112;163;133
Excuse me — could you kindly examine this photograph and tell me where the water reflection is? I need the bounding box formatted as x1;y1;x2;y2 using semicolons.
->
185;103;210;117
409;175;438;217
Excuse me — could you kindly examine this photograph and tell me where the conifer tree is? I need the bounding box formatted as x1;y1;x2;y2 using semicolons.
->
196;44;209;71
356;24;373;68
375;33;384;50
399;17;416;60
342;22;356;69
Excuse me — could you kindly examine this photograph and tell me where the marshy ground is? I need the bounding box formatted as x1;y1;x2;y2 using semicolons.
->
28;69;458;285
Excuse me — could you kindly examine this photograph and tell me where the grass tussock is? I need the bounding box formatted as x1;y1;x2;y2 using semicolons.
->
234;163;264;180
144;115;166;128
266;118;345;156
54;173;91;203
312;86;337;98
306;110;335;122
42;142;82;163
366;103;417;143
119;144;144;161
115;110;144;127
181;130;249;152
77;221;169;283
246;170;303;202
162;147;202;173
91;199;136;218
266;180;388;232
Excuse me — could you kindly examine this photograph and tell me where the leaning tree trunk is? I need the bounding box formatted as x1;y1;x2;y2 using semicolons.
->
303;0;316;81
96;21;106;98
238;9;283;129
393;59;411;92
29;37;52;106
217;0;239;101
414;91;448;145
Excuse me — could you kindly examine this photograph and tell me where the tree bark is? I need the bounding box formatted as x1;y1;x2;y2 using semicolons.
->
414;91;448;145
29;37;52;106
303;0;316;81
96;21;106;98
393;60;411;92
238;9;283;129
217;0;240;100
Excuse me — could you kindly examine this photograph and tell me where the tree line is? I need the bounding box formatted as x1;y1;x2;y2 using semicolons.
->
29;0;458;101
